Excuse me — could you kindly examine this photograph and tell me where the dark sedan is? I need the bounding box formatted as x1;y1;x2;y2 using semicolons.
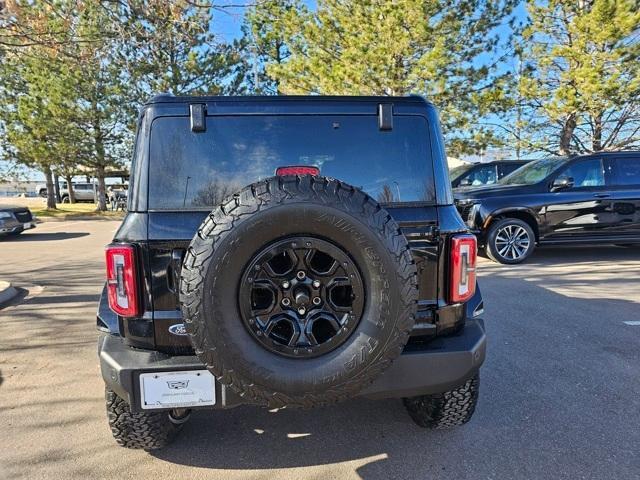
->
0;206;36;237
454;152;640;263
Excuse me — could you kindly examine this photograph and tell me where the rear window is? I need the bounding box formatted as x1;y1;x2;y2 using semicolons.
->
148;115;434;209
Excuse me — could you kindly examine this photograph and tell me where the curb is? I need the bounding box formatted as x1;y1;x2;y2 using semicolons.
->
0;281;18;306
36;214;125;223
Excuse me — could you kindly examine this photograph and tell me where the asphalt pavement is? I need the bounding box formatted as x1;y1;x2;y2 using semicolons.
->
1;219;639;479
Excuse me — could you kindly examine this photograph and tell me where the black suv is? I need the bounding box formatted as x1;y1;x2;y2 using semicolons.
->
98;95;486;449
455;152;640;264
450;160;529;189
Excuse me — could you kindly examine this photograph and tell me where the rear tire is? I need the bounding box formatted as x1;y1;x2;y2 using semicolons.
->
61;196;70;204
403;374;479;429
105;389;186;450
486;218;535;264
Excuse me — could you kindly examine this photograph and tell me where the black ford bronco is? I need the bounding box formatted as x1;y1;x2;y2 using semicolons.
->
98;95;486;449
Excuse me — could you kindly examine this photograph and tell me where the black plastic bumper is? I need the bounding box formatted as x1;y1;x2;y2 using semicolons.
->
0;220;35;235
99;319;486;412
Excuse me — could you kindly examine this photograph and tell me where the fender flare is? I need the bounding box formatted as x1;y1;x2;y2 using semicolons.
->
482;206;541;233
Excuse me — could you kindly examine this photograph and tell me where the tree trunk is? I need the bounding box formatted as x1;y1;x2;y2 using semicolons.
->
65;174;76;203
559;113;577;155
53;173;62;203
44;167;57;209
92;102;109;211
96;165;107;211
592;113;603;151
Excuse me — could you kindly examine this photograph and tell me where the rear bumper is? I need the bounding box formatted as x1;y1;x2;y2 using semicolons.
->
99;319;486;412
0;220;35;235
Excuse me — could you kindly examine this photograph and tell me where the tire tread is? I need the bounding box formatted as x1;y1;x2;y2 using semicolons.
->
403;374;480;429
105;389;181;450
180;175;418;408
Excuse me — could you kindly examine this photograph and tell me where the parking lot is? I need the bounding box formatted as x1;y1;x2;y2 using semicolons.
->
1;219;639;480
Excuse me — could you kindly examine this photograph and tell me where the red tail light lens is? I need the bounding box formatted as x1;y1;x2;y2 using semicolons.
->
449;234;477;304
105;244;140;317
275;166;320;176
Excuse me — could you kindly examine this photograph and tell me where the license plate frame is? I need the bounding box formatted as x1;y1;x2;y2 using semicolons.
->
139;370;216;410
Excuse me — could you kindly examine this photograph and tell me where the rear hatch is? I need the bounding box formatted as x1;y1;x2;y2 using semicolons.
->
140;101;442;352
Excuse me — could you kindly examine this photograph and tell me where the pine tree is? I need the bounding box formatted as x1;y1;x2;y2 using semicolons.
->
519;0;640;154
242;0;296;94
249;0;517;155
111;0;247;102
0;2;128;210
0;1;78;209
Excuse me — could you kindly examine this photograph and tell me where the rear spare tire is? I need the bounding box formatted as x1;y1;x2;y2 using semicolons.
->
180;175;418;408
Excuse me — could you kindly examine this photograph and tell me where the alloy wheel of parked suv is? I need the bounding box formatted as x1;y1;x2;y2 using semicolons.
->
486;218;535;264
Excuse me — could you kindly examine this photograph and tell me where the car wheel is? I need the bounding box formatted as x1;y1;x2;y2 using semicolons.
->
486;218;535;264
403;374;479;429
61;196;70;204
38;189;47;198
180;175;418;408
105;389;187;450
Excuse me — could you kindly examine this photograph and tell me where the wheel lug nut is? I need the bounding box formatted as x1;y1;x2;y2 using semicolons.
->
312;280;321;288
296;271;306;280
282;281;290;289
312;297;321;306
298;306;306;315
282;298;291;306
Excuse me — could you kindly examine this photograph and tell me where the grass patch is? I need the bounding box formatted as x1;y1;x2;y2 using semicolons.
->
32;203;125;219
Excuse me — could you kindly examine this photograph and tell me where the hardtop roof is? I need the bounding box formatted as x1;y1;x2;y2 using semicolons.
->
145;94;434;107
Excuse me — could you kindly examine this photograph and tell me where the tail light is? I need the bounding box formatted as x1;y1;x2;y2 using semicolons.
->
105;244;140;317
275;166;320;176
449;234;477;304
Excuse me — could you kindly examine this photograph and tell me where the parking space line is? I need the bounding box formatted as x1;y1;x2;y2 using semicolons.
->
623;321;640;326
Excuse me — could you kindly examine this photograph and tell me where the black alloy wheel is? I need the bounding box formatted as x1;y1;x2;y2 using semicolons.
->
239;236;365;358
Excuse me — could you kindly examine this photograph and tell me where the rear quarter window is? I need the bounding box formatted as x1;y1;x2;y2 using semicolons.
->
148;115;435;210
611;157;640;186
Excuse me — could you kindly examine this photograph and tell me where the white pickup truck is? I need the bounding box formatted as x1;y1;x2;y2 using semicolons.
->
36;182;98;202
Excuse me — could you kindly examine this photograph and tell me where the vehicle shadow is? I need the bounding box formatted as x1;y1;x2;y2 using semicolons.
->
481;244;637;267
524;244;638;266
151;398;445;474
478;245;639;301
148;257;640;479
2;231;89;241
